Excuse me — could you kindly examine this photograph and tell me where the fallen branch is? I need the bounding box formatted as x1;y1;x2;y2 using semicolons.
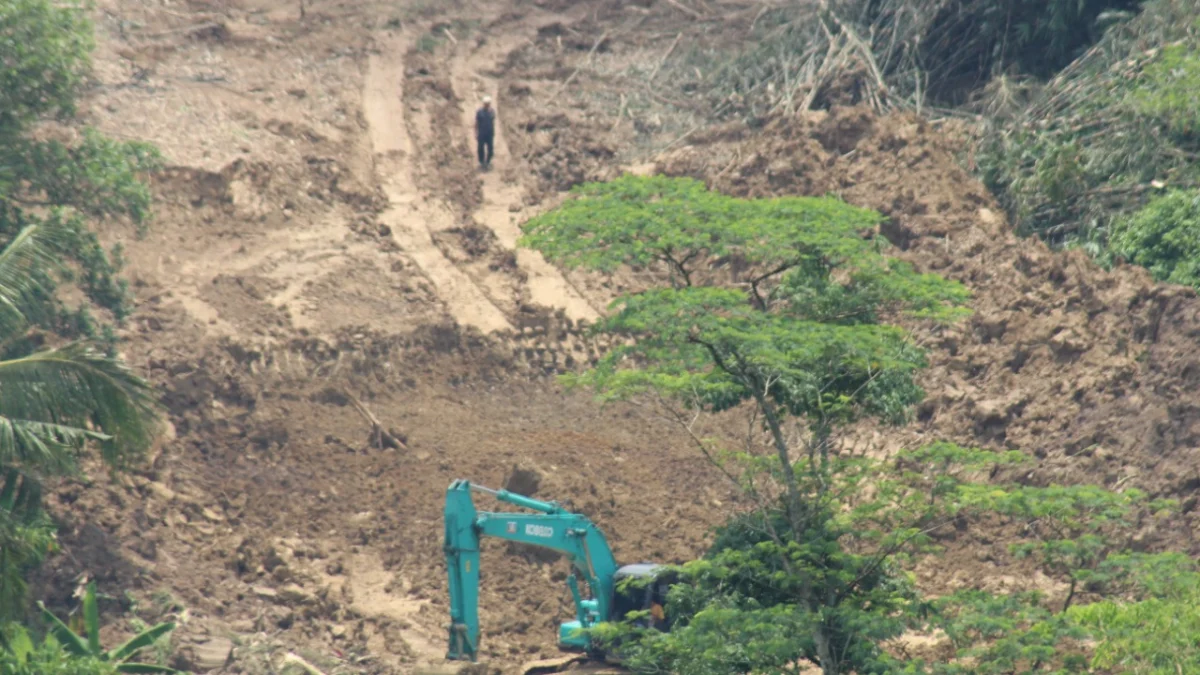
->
345;389;407;450
663;0;704;20
553;30;610;97
442;26;458;44
647;32;682;82
612;92;627;130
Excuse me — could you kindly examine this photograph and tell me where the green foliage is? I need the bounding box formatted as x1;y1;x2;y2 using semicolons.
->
523;176;969;673
0;469;56;624
912;486;1178;673
527;175;1196;673
590;444;1037;674
1057;553;1200;674
0;223;162;621
978;0;1200;250
0;0;164;622
1105;189;1200;286
589;439;1180;674
1070;594;1200;673
0;0;93;134
928;591;1089;674
1128;43;1200;143
0;0;162;341
36;583;177;674
958;482;1172;612
1;624;117;675
522;175;969;433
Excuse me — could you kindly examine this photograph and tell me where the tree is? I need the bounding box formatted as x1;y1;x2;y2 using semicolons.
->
1;0;161;349
0;470;56;625
0;0;163;620
1105;189;1200;288
520;175;970;674
522;175;1193;673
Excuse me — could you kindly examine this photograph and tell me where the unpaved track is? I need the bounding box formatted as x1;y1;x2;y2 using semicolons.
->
365;14;600;336
364;32;514;334
451;35;602;323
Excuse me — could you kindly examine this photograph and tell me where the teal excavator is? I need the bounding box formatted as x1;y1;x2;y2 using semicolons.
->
443;479;675;669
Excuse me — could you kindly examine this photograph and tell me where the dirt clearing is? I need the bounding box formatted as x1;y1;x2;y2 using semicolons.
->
33;0;1200;673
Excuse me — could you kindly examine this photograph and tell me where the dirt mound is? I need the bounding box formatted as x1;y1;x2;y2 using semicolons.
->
37;326;735;672
657;105;1200;541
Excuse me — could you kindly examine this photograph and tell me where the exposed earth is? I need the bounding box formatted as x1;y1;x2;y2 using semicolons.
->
33;0;1200;673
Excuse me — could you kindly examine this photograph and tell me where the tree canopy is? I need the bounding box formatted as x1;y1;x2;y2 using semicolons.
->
521;174;969;433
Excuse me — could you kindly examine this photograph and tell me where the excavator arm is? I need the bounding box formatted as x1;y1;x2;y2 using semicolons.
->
443;479;618;662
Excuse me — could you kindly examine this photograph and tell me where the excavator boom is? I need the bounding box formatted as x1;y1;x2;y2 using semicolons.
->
443;479;618;662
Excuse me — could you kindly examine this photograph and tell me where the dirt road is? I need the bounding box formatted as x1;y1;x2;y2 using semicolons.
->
64;2;724;673
362;8;601;337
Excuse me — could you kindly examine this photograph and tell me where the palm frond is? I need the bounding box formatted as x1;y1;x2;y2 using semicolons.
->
0;223;68;341
0;417;106;475
0;343;160;471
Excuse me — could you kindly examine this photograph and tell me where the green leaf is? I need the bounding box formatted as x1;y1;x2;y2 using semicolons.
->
83;583;100;656
115;663;179;674
0;342;162;471
39;600;90;657
0;223;67;337
106;622;175;663
2;623;35;662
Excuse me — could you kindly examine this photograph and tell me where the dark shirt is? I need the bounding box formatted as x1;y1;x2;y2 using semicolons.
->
475;107;495;139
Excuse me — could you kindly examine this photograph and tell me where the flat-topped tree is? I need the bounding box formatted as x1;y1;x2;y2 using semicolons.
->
520;173;968;448
520;174;970;673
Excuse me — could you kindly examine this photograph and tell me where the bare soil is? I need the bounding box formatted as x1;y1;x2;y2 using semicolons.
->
31;0;1200;673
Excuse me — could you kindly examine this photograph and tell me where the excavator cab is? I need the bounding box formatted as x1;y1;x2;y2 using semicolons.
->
610;564;679;632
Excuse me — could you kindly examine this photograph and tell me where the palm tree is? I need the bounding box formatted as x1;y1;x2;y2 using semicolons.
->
0;221;162;621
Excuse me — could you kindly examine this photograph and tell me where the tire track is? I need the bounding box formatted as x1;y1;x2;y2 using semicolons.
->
363;33;513;334
449;37;602;324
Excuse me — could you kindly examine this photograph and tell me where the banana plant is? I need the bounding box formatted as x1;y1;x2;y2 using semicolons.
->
37;582;178;673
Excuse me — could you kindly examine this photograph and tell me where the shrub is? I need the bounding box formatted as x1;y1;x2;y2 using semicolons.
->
977;0;1200;248
1106;189;1200;286
1;625;117;675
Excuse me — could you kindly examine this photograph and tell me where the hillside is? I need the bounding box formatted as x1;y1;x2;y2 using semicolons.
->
32;0;1200;673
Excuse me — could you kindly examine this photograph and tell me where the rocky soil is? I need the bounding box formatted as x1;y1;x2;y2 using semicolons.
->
30;0;1200;673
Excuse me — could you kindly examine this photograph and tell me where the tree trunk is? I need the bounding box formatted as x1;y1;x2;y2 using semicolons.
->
753;390;802;522
813;624;836;675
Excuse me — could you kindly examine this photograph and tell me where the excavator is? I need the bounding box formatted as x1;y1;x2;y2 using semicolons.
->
442;479;675;674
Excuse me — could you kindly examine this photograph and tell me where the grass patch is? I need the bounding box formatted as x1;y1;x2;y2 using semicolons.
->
416;32;441;53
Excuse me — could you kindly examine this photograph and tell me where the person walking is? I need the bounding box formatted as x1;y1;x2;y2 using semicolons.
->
475;95;495;171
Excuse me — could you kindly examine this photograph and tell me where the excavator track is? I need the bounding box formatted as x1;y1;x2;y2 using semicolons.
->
415;656;627;675
519;655;629;675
